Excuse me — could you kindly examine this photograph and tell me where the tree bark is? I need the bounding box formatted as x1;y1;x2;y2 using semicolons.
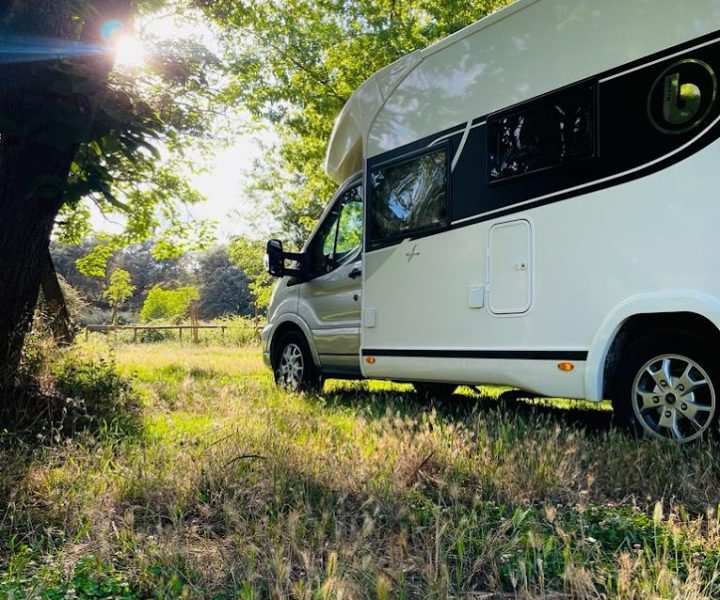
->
40;249;75;345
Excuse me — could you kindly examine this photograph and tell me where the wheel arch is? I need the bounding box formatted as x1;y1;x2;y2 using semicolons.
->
585;293;720;401
269;317;321;369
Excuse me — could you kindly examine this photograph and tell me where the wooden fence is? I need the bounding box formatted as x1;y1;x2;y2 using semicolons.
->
85;324;260;343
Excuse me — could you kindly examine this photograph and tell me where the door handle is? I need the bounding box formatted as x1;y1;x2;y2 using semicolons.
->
349;267;362;279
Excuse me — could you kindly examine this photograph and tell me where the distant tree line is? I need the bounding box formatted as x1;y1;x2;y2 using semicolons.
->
51;238;255;324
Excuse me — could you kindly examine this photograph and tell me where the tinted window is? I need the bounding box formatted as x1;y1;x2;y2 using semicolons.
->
369;147;449;245
488;86;595;182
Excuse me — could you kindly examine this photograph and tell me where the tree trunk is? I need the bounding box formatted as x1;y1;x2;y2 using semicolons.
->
40;249;75;345
0;137;76;379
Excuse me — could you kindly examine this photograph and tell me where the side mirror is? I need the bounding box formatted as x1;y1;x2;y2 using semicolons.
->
265;239;307;279
266;239;285;277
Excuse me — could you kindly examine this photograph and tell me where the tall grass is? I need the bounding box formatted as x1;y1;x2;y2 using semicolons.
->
1;340;720;598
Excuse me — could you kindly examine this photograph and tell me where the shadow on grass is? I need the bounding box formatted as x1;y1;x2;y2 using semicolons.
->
0;362;144;572
321;383;616;436
0;374;143;446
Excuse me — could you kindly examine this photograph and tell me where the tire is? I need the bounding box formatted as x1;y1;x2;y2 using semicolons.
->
272;331;323;393
413;382;458;402
611;330;719;443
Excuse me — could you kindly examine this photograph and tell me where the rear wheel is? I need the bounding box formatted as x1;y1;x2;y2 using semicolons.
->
413;382;458;402
273;331;323;393
612;331;718;442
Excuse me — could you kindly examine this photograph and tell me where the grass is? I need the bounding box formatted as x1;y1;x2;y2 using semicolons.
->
2;339;720;598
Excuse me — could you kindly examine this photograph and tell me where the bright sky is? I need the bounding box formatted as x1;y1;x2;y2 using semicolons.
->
91;9;277;242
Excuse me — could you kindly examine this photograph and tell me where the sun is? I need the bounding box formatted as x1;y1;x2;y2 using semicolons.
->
114;35;145;67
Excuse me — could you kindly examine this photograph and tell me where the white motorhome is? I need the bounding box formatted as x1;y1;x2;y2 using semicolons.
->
263;0;720;443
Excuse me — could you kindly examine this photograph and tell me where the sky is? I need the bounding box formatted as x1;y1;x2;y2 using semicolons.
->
90;8;277;242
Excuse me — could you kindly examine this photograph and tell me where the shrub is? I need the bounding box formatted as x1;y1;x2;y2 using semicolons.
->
2;334;140;441
138;328;174;343
52;353;139;435
193;315;260;346
140;286;199;323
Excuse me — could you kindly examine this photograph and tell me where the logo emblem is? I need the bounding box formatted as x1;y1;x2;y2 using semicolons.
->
648;59;717;135
405;244;420;263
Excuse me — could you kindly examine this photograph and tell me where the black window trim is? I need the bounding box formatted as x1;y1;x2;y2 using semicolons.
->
486;80;599;186
367;140;452;250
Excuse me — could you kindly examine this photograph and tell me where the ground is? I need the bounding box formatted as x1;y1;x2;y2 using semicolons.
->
2;340;720;598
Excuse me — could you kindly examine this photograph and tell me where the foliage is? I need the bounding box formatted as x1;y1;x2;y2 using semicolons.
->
2;333;139;442
53;238;193;311
51;238;107;303
139;285;200;323
4;341;720;596
228;236;275;311
200;0;514;244
57;276;89;324
50;2;225;273
53;241;257;323
52;352;139;436
103;269;136;324
197;246;253;319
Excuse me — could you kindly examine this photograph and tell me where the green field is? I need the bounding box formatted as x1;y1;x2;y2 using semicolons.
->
2;341;720;598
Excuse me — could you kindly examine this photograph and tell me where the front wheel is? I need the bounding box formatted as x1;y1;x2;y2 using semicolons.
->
612;331;718;443
273;331;323;393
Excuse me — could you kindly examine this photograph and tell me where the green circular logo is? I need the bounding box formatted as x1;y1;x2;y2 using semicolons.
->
648;59;717;135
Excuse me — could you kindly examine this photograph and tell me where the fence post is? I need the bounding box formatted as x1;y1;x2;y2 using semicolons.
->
133;328;138;343
179;327;183;343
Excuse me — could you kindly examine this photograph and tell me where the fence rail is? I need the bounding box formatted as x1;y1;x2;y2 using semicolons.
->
85;324;261;343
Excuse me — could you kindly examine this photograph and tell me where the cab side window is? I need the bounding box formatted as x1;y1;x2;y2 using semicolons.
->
309;185;363;276
334;187;363;262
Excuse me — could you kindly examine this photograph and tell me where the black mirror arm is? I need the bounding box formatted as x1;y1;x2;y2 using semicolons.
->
282;251;308;280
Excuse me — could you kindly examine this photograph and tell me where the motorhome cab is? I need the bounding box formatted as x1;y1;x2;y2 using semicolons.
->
263;0;720;443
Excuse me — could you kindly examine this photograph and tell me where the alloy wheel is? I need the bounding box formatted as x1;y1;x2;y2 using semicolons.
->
278;343;305;390
632;353;716;442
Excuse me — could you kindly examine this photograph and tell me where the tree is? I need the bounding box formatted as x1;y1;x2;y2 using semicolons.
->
0;0;220;380
103;269;136;324
198;0;513;244
52;238;194;312
140;285;200;323
39;250;76;345
228;237;275;313
0;0;131;378
197;246;252;320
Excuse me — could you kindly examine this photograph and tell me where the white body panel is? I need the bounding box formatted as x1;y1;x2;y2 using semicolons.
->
361;138;720;398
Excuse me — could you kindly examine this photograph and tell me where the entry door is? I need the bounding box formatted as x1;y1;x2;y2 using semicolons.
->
488;219;533;314
298;186;363;369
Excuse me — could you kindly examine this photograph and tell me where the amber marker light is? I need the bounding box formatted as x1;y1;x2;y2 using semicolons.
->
557;362;575;372
366;356;376;365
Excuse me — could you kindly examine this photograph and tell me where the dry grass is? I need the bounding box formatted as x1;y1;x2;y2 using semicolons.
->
2;339;720;598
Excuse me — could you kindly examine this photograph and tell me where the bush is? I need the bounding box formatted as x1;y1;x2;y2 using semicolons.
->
203;316;260;346
1;333;140;441
138;328;174;343
140;286;199;323
52;353;139;435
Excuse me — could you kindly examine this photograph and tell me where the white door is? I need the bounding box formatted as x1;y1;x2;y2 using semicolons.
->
488;219;532;315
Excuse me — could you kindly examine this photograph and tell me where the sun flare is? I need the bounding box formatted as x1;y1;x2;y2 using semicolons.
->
114;35;145;67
